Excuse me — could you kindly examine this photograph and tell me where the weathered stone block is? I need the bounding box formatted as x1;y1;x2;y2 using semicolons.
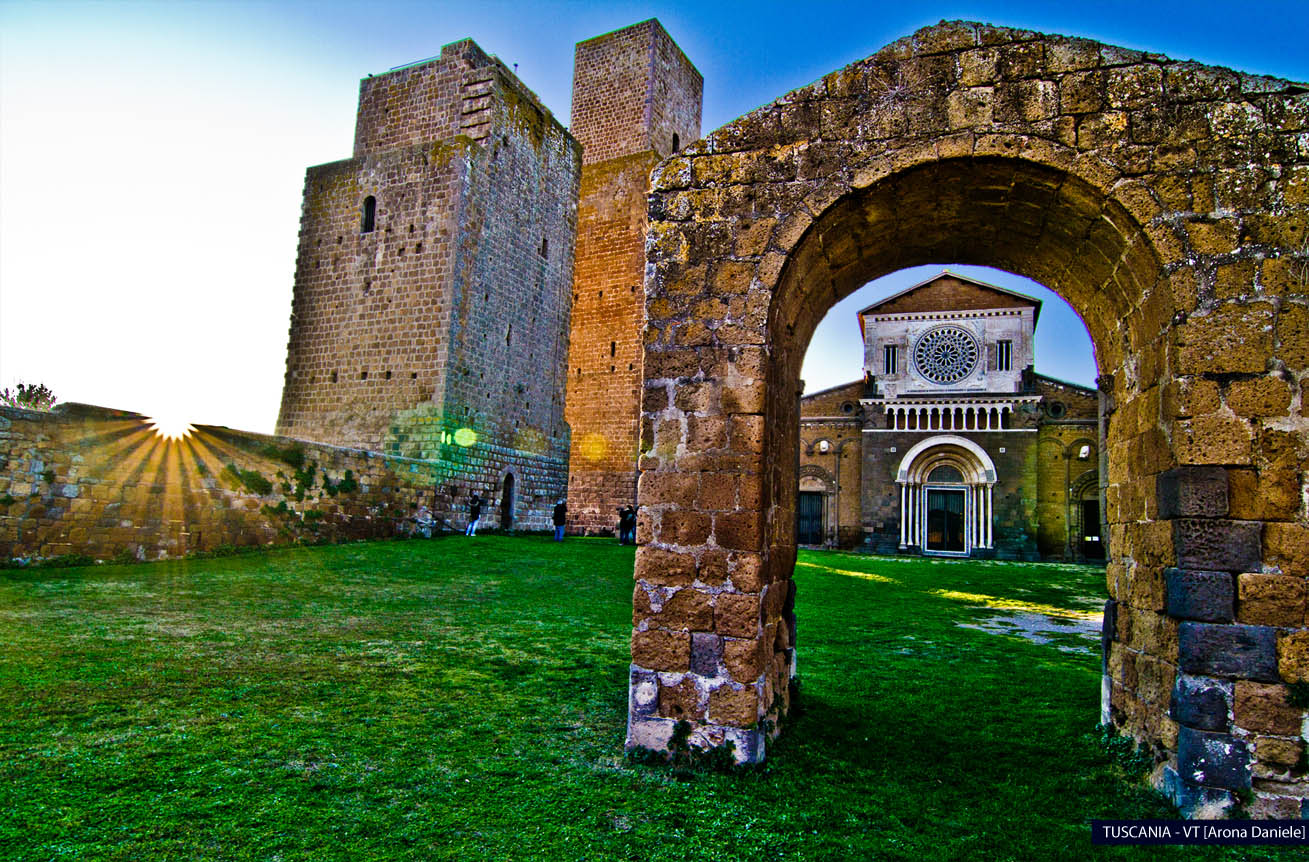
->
708;685;759;726
659;510;711;546
1178;622;1279;681
1173;519;1262;572
1163;377;1221;421
686;415;726;450
723;637;764;684
1252;735;1304;769
1156;465;1228;519
1136;654;1177;708
656;588;714;631
729;552;766;592
713;511;762;551
658;677;703;720
1173;414;1253;466
625;717;676;753
631;629;690;672
690;632;722;676
639;472;699;509
1177;726;1251;790
1236;573;1306;626
1227;376;1293;418
1234;681;1304;735
1264;523;1309;577
1174;303;1274;375
1277;303;1309;370
634;546;696;586
1165;568;1234;622
1170;674;1232;732
714;593;760;637
1158;765;1237;819
697;549;729;585
1277;630;1309;683
628;669;660;718
946;87;993;129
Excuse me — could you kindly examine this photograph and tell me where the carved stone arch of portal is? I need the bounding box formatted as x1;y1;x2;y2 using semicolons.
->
631;20;1308;815
1070;468;1100;502
797;463;836;489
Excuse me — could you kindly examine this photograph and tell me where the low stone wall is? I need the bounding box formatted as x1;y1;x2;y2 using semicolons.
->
0;403;565;562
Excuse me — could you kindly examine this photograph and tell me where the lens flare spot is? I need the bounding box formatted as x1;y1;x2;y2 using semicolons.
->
453;427;478;447
148;415;194;441
579;432;608;463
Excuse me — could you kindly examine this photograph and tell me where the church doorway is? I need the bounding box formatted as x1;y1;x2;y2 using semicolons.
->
796;491;825;545
1080;498;1104;561
925;488;966;554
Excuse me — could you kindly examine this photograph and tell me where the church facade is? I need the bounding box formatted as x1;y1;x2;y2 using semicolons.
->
798;272;1104;561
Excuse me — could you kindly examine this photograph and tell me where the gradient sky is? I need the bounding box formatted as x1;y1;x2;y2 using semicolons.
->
2;1;1306;433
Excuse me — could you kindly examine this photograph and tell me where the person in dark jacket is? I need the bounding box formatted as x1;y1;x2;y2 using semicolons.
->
466;492;482;536
617;505;637;544
552;499;567;541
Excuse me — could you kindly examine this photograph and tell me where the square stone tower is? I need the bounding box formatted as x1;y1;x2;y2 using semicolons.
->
276;39;581;529
566;20;702;532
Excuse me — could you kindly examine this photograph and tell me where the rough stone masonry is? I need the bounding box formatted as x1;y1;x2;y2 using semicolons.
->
629;19;1308;819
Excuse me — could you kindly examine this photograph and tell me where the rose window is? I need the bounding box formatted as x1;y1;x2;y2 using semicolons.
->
913;326;979;384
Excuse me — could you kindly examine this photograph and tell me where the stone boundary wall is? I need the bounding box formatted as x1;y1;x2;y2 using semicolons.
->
0;403;563;562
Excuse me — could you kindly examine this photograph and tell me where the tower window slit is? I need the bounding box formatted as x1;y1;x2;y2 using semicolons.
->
361;196;376;233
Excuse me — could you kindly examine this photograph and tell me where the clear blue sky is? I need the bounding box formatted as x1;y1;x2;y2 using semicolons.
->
2;1;1305;432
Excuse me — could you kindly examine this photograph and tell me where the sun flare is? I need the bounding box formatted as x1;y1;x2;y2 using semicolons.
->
148;414;195;441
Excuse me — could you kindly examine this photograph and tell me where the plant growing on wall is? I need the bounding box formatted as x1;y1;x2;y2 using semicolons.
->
0;382;56;411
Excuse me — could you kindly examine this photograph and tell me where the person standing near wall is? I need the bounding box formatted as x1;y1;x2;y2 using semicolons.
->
412;501;433;538
553;499;567;541
617;505;636;544
466;492;482;537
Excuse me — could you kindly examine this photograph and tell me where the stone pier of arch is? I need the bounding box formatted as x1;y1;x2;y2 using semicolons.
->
627;20;1309;818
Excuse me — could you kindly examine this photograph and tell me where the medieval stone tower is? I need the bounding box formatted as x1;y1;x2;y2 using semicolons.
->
564;20;703;532
275;39;580;528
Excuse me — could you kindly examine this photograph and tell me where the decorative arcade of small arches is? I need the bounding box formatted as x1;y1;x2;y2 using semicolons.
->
884;402;1012;431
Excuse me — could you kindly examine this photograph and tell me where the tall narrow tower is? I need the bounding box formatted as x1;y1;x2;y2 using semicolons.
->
276;39;581;529
566;19;702;532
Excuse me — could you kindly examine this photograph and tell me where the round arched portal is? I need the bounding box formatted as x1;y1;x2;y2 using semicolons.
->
895;435;997;556
632;22;1308;818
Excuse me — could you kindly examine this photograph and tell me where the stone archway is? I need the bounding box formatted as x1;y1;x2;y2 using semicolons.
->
630;21;1307;816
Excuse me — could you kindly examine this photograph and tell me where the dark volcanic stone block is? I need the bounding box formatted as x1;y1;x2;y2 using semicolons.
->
1171;674;1232;731
1159;766;1236;817
1177;726;1251;790
1173;519;1262;572
1178;622;1279;681
690;632;722;676
1157;465;1229;519
1165;568;1234;622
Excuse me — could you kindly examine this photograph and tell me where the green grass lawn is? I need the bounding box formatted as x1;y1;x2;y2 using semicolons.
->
0;536;1292;860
